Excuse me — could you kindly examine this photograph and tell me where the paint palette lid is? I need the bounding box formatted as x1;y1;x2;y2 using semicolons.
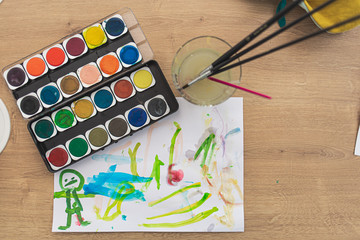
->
0;98;11;153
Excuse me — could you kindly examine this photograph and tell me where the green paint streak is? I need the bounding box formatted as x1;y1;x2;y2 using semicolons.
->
144;155;164;190
141;207;218;228
128;142;141;176
207;141;216;166
54;191;95;199
147;192;211;220
169;122;182;165
94;182;135;221
58;189;90;230
148;182;201;207
194;133;215;167
57;169;90;230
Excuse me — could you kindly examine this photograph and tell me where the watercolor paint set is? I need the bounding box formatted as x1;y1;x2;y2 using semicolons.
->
1;8;179;172
2;8;154;119
27;60;178;172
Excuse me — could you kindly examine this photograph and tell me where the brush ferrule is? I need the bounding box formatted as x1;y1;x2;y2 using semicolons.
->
186;70;212;88
199;65;213;75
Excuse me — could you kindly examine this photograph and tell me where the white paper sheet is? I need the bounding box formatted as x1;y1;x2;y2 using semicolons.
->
355;124;360;156
53;97;244;232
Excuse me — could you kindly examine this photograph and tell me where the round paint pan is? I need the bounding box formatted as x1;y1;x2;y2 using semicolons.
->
31;116;57;142
42;44;68;69
57;72;83;98
63;34;88;59
130;67;156;92
0;99;11;154
85;125;111;150
96;52;122;77
77;62;102;88
102;14;128;39
71;96;97;122
91;86;116;112
46;145;72;171
105;115;130;141
16;92;43;119
66;135;91;160
2;64;29;90
116;42;142;68
125;105;150;131
23;54;48;80
51;106;77;132
144;95;170;120
37;82;63;108
82;24;107;49
110;76;136;102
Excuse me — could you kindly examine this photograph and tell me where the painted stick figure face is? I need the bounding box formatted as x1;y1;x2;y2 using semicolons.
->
59;169;85;191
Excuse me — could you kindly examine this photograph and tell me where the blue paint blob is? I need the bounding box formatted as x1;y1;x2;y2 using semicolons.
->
105;17;125;37
83;164;152;201
128;108;147;127
92;154;143;164
119;45;139;65
225;127;241;139
122;215;127;221
94;89;113;109
40;85;60;105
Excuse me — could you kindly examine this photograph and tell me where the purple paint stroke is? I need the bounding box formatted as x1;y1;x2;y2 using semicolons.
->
211;107;228;157
207;223;215;232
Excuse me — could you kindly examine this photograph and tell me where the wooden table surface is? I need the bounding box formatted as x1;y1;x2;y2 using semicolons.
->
1;0;360;239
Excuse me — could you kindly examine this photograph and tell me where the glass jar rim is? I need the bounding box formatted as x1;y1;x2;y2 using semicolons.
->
172;35;233;72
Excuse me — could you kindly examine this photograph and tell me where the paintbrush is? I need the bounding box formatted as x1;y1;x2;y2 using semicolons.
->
182;0;305;89
210;0;337;75
207;77;272;99
208;13;360;77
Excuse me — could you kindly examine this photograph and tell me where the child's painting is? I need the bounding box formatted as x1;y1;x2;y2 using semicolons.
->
53;97;244;232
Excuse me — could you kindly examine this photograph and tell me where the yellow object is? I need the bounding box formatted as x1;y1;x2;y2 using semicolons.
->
83;25;107;49
73;99;94;119
133;70;153;89
302;0;360;33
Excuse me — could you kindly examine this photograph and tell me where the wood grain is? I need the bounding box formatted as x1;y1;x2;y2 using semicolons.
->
0;0;360;239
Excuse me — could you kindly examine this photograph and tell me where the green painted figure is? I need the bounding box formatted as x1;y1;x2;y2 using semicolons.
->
58;169;90;230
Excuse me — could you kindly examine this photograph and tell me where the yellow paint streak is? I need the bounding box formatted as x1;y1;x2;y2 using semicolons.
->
141;122;159;176
203;161;243;228
205;117;212;128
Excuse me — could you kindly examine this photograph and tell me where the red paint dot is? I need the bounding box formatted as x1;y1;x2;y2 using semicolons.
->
167;164;184;185
46;47;66;67
47;147;68;167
